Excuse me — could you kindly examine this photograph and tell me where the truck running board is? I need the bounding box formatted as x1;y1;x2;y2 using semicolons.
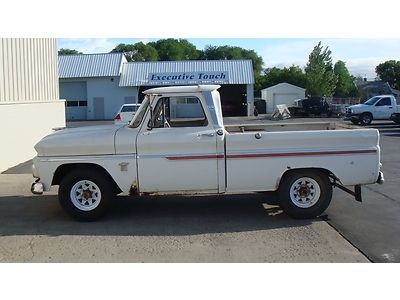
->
331;181;362;202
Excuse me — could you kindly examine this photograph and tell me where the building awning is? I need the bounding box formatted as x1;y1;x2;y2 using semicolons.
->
119;60;254;86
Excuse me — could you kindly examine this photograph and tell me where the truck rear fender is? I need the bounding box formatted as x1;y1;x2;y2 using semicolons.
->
277;167;335;190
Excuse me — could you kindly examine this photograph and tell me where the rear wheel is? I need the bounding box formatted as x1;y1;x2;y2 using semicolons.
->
59;168;113;221
279;170;332;219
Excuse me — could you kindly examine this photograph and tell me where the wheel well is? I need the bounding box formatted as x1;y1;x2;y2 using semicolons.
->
52;163;122;194
361;112;373;117
278;168;334;188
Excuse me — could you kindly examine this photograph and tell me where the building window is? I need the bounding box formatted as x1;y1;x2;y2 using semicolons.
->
66;101;79;107
66;100;87;107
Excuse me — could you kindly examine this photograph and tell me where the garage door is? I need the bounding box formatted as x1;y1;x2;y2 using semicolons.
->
60;82;87;120
270;93;299;112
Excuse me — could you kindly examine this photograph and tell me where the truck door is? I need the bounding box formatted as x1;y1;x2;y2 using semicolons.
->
136;95;221;193
374;97;394;119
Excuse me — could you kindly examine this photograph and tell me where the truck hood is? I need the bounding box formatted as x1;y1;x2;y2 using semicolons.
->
35;124;124;157
348;104;367;111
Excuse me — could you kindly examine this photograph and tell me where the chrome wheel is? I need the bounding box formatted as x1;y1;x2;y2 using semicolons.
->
289;177;321;208
70;180;102;211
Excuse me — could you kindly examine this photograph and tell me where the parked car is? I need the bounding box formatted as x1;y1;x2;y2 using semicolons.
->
31;85;384;221
290;97;332;117
345;95;400;125
114;104;141;124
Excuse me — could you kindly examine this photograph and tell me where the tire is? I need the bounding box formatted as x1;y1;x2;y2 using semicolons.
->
254;108;259;117
278;170;332;219
58;168;113;221
360;112;373;125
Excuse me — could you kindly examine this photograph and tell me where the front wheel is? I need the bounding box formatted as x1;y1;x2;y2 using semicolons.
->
278;170;332;219
360;113;372;125
59;169;113;221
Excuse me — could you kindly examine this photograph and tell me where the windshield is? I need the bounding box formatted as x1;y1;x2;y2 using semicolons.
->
129;97;149;128
364;96;381;105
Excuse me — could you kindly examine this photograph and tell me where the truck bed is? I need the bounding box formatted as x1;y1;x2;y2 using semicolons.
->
225;122;354;133
223;122;380;192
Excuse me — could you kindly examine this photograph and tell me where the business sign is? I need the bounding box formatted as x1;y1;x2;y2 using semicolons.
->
147;72;229;85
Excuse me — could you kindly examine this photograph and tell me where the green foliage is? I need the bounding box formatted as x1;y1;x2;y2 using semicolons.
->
333;61;359;97
58;48;82;55
110;43;158;62
203;45;264;75
148;39;200;61
376;60;400;90
258;65;306;90
131;42;158;62
305;42;337;97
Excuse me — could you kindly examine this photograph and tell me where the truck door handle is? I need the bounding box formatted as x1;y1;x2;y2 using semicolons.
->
197;133;215;137
389;106;393;109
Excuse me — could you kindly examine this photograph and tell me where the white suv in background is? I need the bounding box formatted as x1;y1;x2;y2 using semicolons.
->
114;104;141;125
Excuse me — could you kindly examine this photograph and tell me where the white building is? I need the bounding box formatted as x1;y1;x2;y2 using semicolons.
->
59;55;255;119
0;38;66;172
59;53;137;120
261;82;306;113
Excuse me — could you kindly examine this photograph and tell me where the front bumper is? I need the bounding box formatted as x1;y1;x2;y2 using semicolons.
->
344;113;361;122
377;171;385;185
31;178;44;195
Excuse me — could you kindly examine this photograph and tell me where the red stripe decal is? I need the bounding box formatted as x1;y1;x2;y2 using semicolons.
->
165;149;376;160
226;149;377;159
166;155;224;160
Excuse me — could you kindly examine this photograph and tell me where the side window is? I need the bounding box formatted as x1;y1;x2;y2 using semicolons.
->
376;97;391;106
151;96;208;128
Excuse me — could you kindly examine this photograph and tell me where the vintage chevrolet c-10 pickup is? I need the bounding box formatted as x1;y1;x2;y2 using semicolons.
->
31;85;384;221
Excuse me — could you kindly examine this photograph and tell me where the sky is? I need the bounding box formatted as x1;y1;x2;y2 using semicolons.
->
57;38;400;80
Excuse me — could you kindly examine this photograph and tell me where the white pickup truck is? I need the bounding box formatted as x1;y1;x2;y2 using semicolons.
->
31;85;384;221
345;95;400;125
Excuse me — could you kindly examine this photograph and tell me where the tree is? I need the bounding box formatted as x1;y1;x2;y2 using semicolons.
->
255;65;306;93
110;43;135;61
131;42;158;62
203;45;263;75
333;60;358;97
376;60;400;90
148;39;200;61
110;43;158;62
305;42;337;97
58;48;82;55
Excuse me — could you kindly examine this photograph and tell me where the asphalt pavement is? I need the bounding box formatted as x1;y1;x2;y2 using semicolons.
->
324;121;400;262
